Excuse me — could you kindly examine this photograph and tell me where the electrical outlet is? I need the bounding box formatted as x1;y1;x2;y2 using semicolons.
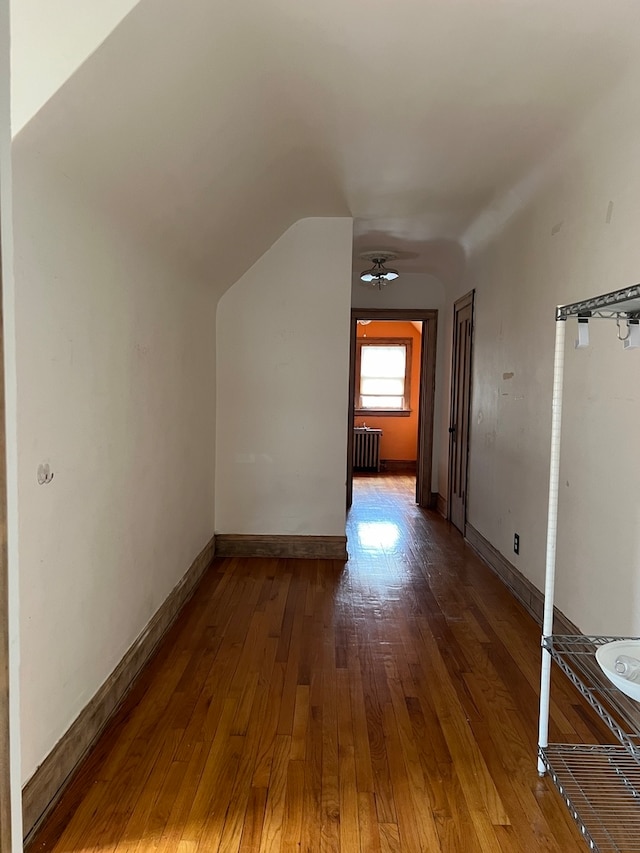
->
513;533;520;555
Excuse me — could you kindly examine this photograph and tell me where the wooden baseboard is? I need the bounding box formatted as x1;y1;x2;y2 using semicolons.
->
22;534;216;843
215;534;348;561
436;493;448;519
465;523;578;634
381;459;417;473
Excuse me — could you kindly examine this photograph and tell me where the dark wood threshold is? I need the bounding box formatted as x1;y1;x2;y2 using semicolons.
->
381;460;416;473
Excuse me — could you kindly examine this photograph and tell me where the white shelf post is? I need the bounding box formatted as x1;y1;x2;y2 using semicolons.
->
537;317;566;774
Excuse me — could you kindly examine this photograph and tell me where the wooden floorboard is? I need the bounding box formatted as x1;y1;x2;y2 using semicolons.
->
27;473;610;852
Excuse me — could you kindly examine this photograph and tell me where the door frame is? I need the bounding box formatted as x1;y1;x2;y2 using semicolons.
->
447;290;475;531
0;210;10;852
0;0;17;843
346;308;438;509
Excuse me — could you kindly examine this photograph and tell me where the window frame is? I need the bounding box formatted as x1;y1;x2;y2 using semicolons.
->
354;337;413;417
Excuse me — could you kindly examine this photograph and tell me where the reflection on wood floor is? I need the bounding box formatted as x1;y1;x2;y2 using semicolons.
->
28;473;607;852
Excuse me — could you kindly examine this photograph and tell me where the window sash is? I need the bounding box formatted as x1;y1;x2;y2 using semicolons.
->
360;377;405;396
355;338;412;413
361;395;406;409
360;345;406;379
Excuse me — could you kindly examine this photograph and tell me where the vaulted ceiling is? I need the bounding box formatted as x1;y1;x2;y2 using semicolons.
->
12;0;640;289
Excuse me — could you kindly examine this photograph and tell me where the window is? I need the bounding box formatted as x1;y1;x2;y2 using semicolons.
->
355;338;412;415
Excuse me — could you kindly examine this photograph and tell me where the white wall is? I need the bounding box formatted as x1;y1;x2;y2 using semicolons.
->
13;143;216;782
216;218;353;537
352;272;448;493
461;67;640;635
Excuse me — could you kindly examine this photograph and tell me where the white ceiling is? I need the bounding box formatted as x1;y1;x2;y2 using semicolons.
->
12;0;640;289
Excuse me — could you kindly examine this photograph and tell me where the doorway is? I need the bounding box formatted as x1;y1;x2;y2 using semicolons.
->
448;291;474;533
347;308;438;509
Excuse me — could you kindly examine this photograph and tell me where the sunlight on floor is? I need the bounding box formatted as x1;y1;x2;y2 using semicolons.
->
355;520;401;551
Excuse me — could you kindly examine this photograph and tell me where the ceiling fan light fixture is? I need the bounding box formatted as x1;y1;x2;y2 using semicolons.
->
359;252;400;288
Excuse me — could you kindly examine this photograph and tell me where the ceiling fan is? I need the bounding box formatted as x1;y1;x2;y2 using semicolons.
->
359;251;399;288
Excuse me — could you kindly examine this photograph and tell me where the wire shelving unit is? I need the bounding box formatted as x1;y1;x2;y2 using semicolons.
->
540;745;640;852
537;285;640;853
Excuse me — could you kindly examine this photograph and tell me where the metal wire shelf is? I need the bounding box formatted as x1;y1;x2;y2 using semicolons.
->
538;286;640;851
540;744;640;852
556;284;640;320
544;636;640;755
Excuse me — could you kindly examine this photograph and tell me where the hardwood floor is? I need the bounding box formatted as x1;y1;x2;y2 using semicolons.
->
27;473;608;852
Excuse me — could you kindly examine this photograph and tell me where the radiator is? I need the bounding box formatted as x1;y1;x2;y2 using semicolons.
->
353;428;383;471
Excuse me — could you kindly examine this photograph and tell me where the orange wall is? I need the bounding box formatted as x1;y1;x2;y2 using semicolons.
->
355;320;421;461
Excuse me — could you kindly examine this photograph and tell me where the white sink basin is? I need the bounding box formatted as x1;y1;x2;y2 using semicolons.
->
595;640;640;701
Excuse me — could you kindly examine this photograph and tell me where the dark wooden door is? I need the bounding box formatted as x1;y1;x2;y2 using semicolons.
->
448;292;474;533
415;323;433;508
346;315;357;510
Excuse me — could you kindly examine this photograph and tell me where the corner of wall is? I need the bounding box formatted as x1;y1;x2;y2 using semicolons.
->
215;216;353;537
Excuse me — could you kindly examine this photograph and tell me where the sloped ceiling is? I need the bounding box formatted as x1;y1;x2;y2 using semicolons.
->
12;0;640;290
11;0;142;135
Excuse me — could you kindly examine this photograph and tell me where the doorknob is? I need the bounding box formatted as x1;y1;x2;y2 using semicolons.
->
448;426;456;435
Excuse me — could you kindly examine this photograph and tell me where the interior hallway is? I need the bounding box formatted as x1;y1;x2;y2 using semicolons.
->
27;474;607;852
